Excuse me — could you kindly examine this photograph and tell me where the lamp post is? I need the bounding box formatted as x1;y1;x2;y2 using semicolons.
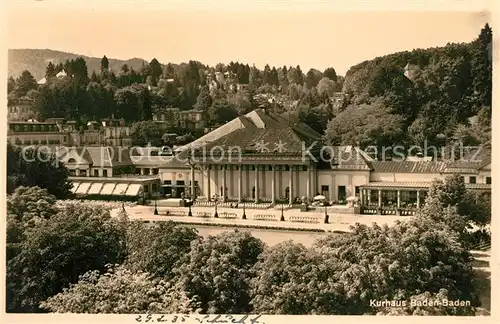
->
212;193;220;218
242;196;246;220
186;193;193;216
324;203;329;224
280;197;285;221
153;192;159;215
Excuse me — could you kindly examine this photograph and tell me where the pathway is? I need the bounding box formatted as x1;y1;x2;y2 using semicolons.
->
112;205;408;232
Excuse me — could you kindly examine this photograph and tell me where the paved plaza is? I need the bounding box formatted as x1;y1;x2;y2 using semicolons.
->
112;204;408;232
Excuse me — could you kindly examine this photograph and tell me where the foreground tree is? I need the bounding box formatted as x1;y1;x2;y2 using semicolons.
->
40;266;198;314
7;143;72;198
7;186;58;226
173;230;265;314
6;202;127;312
126;221;199;279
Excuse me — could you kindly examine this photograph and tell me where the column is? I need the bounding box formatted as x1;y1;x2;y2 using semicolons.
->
378;190;382;208
201;164;205;197
150;168;154;175
140;168;145;175
289;165;293;205
416;190;421;209
271;165;276;203
367;190;371;206
254;165;259;203
190;166;195;198
397;190;401;208
238;166;242;202
222;165;227;202
360;189;364;205
306;166;310;199
207;165;211;199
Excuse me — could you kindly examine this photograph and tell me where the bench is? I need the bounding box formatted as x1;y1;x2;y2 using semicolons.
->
195;211;212;218
166;211;187;217
399;209;415;216
254;214;278;221
289;215;319;223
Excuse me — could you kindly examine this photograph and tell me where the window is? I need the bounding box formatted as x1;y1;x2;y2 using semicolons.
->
94;169;99;177
486;177;491;184
460;176;465;183
164;180;172;185
69;169;76;176
302;165;307;171
103;169;108;177
355;186;360;195
321;185;329;197
80;170;87;176
41;140;47;144
152;168;159;175
338;186;346;201
285;165;290;171
469;176;476;184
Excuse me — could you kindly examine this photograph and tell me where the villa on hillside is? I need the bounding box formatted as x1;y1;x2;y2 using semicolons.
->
39;108;491;215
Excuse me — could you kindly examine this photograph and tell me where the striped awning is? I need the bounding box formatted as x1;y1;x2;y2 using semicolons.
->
100;183;116;195
125;184;142;196
361;182;432;189
112;183;129;196
87;182;104;195
71;182;81;193
75;182;91;194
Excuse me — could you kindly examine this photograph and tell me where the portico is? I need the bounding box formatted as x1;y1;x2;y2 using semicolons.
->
196;161;316;204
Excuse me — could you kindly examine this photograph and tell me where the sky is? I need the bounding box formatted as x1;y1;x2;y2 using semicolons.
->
5;0;492;75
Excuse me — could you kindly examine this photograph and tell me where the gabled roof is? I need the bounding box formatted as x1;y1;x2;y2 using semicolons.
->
57;146;133;167
175;109;322;156
444;146;491;172
329;146;372;170
370;161;448;173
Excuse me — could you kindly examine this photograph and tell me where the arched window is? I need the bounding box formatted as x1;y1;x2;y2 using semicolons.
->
67;158;76;163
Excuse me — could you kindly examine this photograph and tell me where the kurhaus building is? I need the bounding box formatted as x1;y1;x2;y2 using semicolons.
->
57;109;491;213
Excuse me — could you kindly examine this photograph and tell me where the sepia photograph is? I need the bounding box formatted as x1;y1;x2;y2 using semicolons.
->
2;0;494;322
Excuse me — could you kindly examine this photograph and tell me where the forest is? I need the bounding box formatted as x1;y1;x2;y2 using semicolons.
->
5;173;490;315
7;24;491;152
